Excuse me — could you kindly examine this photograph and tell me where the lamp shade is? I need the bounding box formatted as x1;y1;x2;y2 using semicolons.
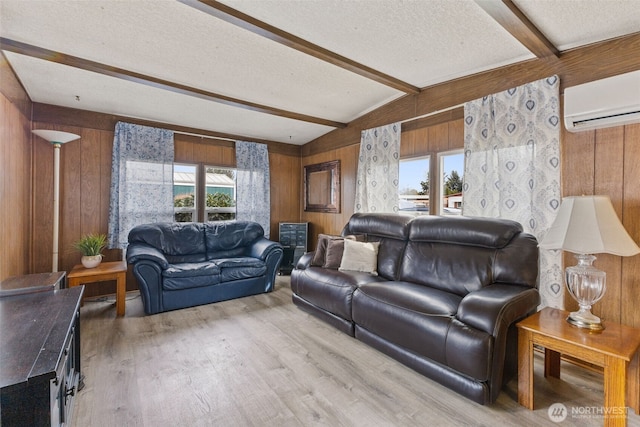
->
32;129;80;144
539;195;640;256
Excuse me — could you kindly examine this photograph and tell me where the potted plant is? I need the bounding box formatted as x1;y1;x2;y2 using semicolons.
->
74;233;107;268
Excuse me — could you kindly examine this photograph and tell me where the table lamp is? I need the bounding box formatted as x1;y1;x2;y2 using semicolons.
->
32;129;81;272
539;195;640;330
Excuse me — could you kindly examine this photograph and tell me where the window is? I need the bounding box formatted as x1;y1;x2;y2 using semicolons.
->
174;164;196;222
398;156;430;215
399;150;464;216
438;150;464;215
174;164;236;222
204;167;236;221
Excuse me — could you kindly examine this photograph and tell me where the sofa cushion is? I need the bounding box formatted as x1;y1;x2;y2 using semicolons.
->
214;257;268;282
408;215;522;248
341;213;411;281
292;267;385;321
353;282;459;365
162;262;220;290
128;222;207;259
344;213;413;240
400;242;493;296
339;240;380;275
205;221;264;258
352;281;463;365
354;281;462;317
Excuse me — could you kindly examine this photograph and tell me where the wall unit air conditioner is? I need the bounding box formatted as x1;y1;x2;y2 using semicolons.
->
564;70;640;132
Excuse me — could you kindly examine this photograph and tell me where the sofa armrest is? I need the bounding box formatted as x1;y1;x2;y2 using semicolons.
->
126;243;169;269
248;237;282;260
295;252;313;270
456;284;540;336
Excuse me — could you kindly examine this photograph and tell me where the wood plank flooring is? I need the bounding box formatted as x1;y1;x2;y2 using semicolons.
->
73;277;640;426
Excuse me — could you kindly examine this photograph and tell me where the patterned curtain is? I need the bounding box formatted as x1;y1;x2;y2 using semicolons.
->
462;76;562;309
235;141;271;237
108;122;174;251
354;122;401;213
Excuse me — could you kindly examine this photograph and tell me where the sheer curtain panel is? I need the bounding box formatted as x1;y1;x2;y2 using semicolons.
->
235;141;271;237
108;122;174;251
354;122;401;213
462;76;562;309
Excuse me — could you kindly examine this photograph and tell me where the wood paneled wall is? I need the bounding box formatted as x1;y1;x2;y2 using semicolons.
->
0;91;32;281
562;123;640;327
301;144;360;250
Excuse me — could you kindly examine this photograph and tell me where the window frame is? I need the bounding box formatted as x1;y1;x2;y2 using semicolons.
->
437;149;464;216
173;163;198;222
399;149;464;216
398;155;431;216
173;163;237;223
203;166;237;222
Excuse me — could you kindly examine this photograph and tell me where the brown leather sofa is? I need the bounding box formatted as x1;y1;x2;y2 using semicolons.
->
291;213;539;404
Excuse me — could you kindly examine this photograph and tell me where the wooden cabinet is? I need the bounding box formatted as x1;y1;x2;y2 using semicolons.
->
0;286;84;426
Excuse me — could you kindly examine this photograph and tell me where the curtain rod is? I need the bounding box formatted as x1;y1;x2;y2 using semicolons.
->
399;103;463;125
173;130;236;142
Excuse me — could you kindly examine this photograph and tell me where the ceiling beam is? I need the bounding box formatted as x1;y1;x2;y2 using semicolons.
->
0;37;346;129
179;0;421;95
474;0;559;59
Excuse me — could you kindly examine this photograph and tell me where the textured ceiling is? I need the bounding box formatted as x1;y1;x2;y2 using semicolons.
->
1;0;639;145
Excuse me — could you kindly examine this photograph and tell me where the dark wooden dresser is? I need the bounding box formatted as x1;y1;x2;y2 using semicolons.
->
0;285;84;426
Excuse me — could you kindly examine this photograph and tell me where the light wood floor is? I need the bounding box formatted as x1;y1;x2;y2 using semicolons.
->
73;277;640;427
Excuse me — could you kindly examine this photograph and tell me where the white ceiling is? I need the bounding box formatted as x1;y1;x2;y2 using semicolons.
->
1;0;639;145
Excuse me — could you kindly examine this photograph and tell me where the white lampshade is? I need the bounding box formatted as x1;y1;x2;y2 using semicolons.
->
539;195;640;256
32;129;80;144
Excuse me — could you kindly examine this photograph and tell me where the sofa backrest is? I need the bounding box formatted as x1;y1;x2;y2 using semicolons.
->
205;221;264;259
127;221;265;263
128;222;207;263
399;216;538;296
342;213;413;280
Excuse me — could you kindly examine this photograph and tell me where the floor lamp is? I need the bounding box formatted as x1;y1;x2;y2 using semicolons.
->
32;130;81;272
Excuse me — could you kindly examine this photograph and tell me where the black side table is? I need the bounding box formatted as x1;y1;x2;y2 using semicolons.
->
0;271;66;297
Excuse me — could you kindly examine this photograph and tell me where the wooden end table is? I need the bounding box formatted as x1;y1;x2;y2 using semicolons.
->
517;307;640;427
68;260;127;316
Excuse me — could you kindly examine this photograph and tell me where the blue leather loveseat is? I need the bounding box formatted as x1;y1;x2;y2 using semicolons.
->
126;221;283;315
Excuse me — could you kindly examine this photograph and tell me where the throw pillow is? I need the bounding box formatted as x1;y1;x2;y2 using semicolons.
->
311;234;366;268
339;239;380;275
323;238;348;269
310;234;338;266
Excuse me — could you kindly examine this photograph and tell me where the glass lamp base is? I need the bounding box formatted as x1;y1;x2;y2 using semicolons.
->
565;254;606;331
566;309;604;331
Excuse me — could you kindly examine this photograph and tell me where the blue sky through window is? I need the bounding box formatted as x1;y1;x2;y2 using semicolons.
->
399;153;464;194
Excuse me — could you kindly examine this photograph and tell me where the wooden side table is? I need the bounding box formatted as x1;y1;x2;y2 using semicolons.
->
67;260;127;316
517;307;640;427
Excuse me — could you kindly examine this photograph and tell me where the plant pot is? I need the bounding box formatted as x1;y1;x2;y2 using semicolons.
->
81;255;102;269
